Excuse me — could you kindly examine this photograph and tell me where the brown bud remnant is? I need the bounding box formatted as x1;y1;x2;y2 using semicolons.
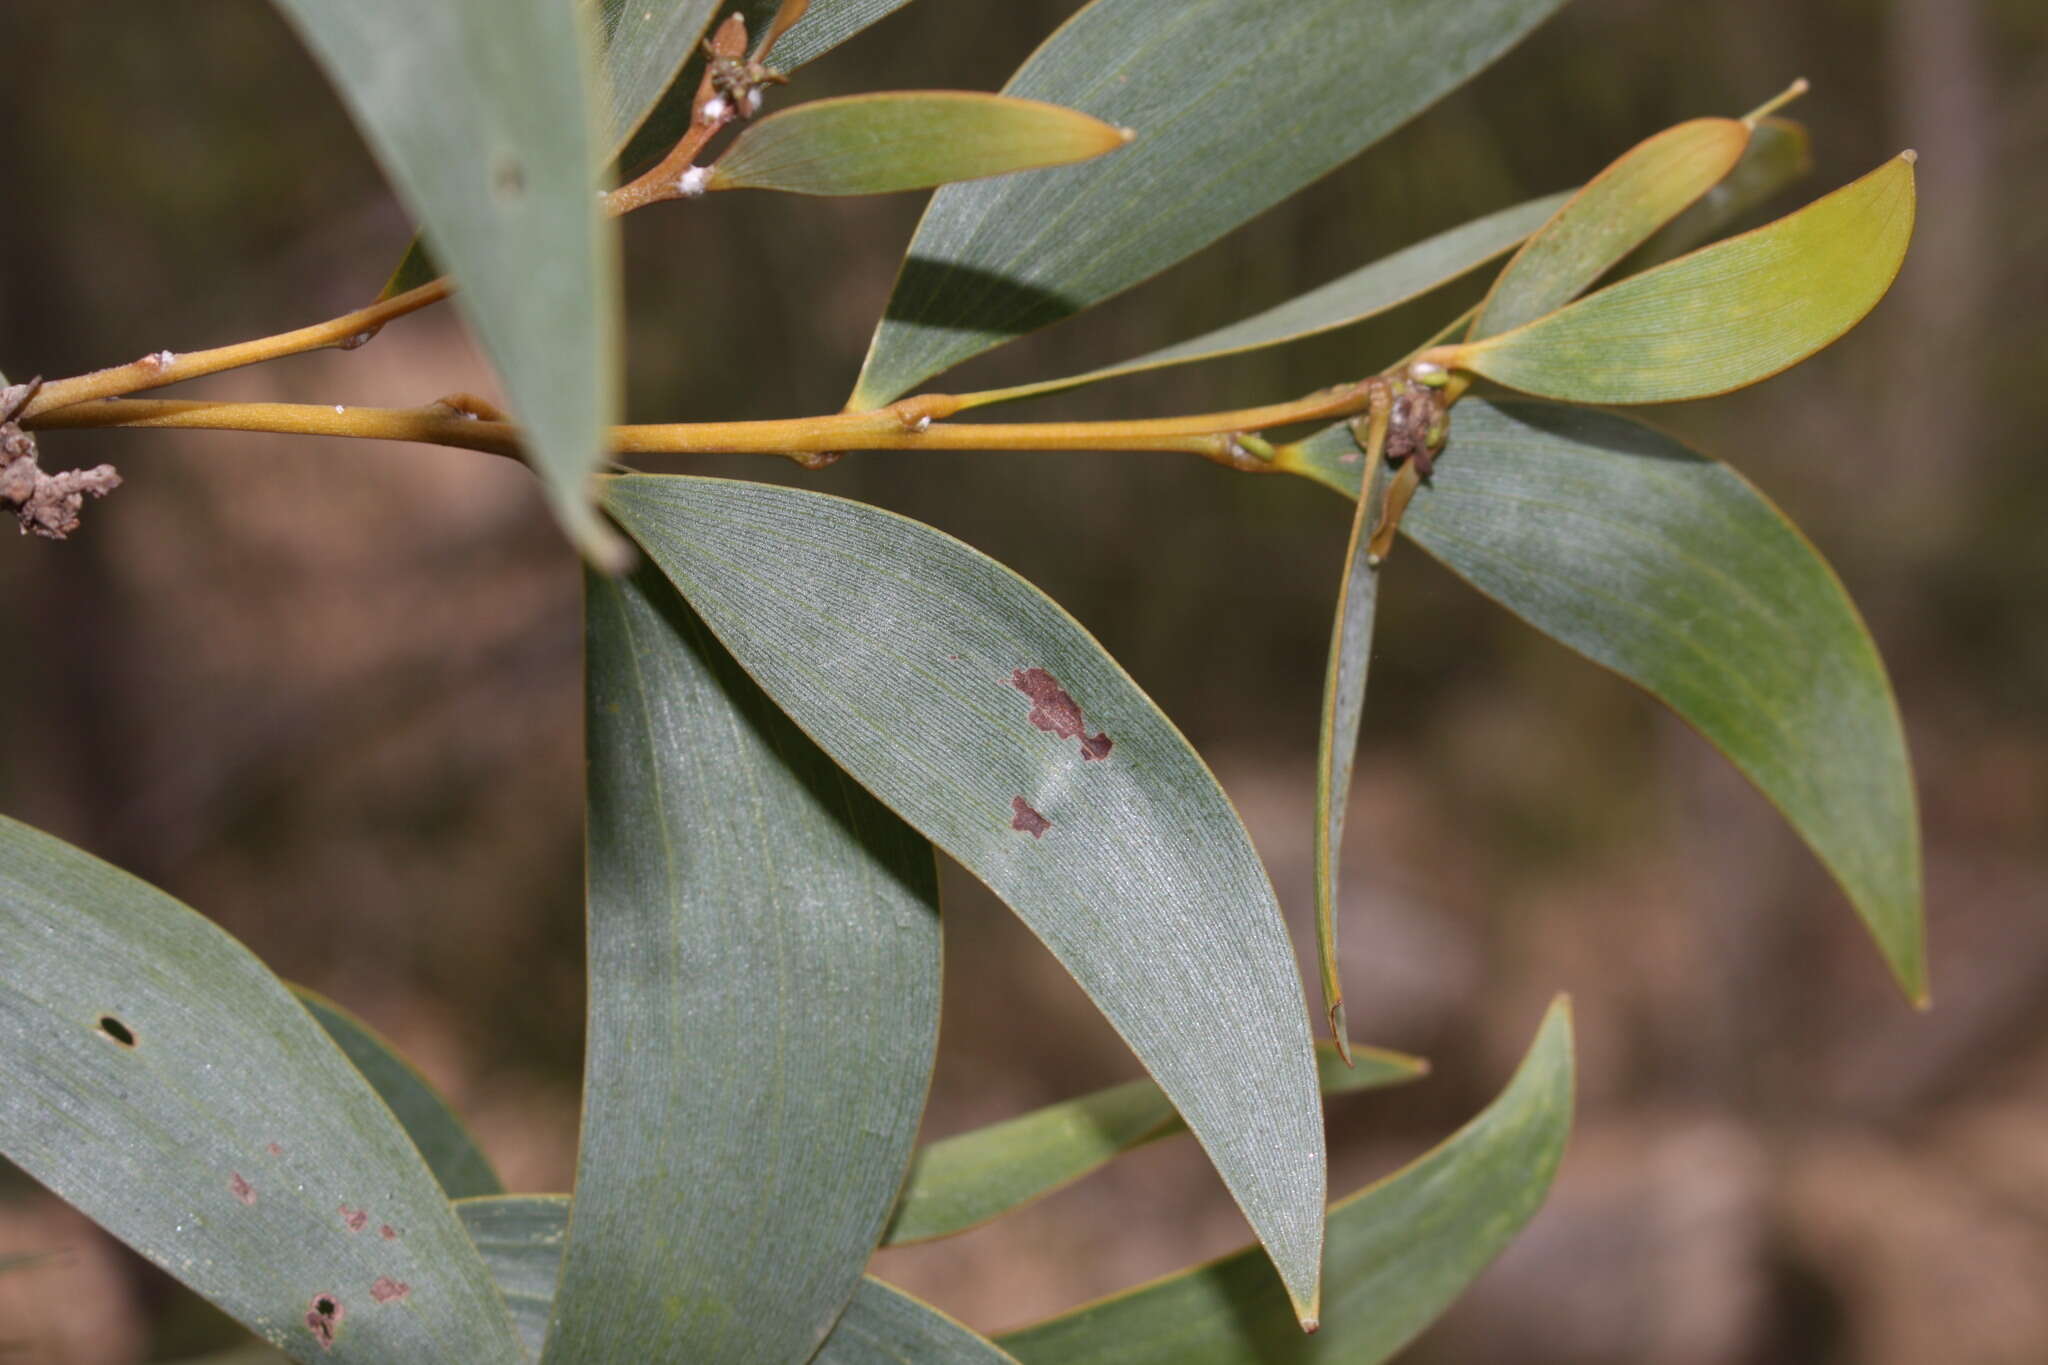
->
1010;668;1113;760
791;449;845;470
1011;796;1051;838
3;378;122;540
1383;379;1448;479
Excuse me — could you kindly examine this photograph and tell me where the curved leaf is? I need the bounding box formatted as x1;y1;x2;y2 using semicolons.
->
457;1197;1016;1363
887;1042;1423;1246
1282;401;1925;1001
1000;997;1575;1364
605;475;1328;1324
294;987;503;1201
848;0;1574;409
1312;431;1395;1063
0;816;526;1362
1441;154;1916;403
1471;118;1751;340
544;566;942;1363
268;0;621;565
965;194;1568;409
710;93;1131;197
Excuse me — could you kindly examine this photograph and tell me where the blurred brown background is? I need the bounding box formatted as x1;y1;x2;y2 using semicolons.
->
3;0;2044;1360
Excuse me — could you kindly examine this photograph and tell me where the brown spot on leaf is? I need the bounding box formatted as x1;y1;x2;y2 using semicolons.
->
229;1172;255;1206
1009;668;1112;760
1011;797;1051;839
306;1294;343;1351
370;1276;411;1304
379;1224;397;1240
339;1205;368;1233
266;1142;284;1157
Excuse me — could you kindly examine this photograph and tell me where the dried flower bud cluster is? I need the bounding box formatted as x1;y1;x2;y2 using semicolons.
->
1;380;122;540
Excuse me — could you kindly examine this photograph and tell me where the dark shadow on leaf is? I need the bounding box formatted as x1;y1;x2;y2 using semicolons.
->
883;257;1081;340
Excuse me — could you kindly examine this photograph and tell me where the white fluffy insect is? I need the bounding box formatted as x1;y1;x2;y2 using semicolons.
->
677;166;712;198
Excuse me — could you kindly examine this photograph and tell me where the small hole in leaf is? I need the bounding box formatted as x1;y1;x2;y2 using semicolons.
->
493;157;527;200
98;1016;136;1047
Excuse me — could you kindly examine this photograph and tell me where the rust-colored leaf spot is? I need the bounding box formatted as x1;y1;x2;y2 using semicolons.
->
370;1276;411;1304
378;1224;397;1240
265;1142;284;1157
228;1172;256;1206
339;1205;369;1233
1009;668;1112;760
1011;797;1051;839
305;1294;343;1351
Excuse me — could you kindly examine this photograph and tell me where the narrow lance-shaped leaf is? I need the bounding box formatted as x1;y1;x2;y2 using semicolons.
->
458;1196;1019;1363
606;476;1328;1325
1438;154;1916;403
545;566;942;1363
887;1041;1422;1246
1000;997;1575;1365
1282;401;1925;1002
710;93;1132;197
1312;417;1395;1064
960;194;1568;410
270;0;621;565
848;0;1574;409
294;987;503;1201
1470;117;1753;340
0;816;527;1362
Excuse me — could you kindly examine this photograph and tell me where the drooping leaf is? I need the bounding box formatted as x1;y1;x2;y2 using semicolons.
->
544;566;942;1362
1470;118;1752;340
960;194;1568;410
1439;154;1916;403
294;987;503;1201
0;816;527;1362
1282;401;1925;1001
1312;426;1395;1063
847;0;1572;409
268;0;620;565
886;1042;1423;1246
457;1197;1016;1363
1000;997;1575;1364
591;0;722;155
605;476;1328;1324
1625;117;1812;270
710;93;1131;197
